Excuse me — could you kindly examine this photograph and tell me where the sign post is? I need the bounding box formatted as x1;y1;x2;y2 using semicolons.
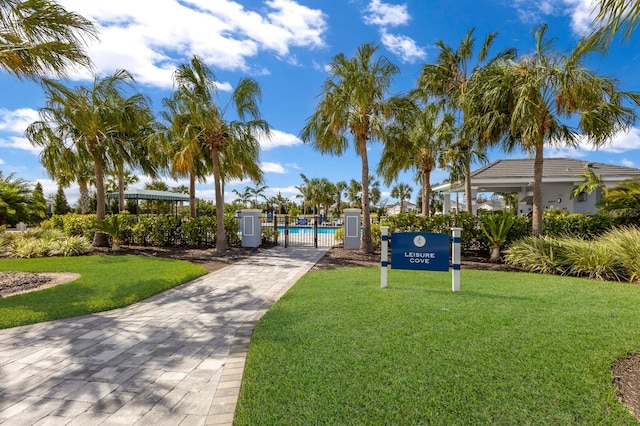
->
380;227;462;291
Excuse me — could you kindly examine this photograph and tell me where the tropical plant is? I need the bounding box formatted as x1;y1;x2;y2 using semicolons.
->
301;43;410;253
94;215;129;250
480;212;515;262
26;69;148;246
379;102;455;216
390;183;413;214
0;171;32;226
503;236;567;275
594;0;640;40
0;0;97;80
172;55;269;252
28;181;47;225
415;29;516;214
596;176;640;223
161;87;212;218
476;25;640;236
571;165;606;200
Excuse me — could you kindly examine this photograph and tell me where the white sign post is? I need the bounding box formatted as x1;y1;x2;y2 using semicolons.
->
381;226;389;288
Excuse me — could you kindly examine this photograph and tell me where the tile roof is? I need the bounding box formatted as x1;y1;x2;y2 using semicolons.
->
471;158;640;180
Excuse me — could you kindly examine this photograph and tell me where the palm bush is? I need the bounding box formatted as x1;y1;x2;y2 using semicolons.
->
480;213;515;262
5;228;90;258
95;215;130;250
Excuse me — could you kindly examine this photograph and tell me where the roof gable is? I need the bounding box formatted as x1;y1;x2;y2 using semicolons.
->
471;158;640;180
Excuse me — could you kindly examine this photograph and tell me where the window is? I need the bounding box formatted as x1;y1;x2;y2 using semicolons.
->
577;191;587;202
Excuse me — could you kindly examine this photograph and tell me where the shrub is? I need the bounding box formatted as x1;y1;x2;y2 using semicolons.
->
335;227;344;243
559;237;625;281
599;226;640;282
542;210;612;239
503;236;566;275
6;228;90;258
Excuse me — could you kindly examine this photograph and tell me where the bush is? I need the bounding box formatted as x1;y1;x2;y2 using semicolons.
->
560;237;625;281
5;228;90;258
542;210;612;239
503;236;566;275
599;226;640;282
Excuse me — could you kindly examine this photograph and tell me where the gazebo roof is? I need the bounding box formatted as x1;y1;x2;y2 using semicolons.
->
106;189;190;202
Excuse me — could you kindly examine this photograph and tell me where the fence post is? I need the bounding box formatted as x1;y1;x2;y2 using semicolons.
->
381;226;389;288
451;227;462;292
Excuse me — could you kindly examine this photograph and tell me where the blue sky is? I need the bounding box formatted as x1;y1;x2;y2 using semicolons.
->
1;0;640;206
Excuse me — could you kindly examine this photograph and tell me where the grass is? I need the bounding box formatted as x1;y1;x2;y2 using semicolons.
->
0;255;207;329
235;267;640;425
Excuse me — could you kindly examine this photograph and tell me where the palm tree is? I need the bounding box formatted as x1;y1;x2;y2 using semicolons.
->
334;180;347;214
597;177;640;222
390;183;413;214
172;55;270;252
571;165;606;200
0;0;97;80
378;101;455;216
594;0;640;40
161;90;212;218
415;29;516;214
301;43;408;253
346;179;362;208
246;183;268;209
26;70;143;246
478;25;640;236
0;171;32;226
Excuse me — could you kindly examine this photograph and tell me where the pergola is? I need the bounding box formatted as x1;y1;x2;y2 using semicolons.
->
106;189;191;215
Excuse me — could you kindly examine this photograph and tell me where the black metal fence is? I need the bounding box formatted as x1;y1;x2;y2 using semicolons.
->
261;213;342;248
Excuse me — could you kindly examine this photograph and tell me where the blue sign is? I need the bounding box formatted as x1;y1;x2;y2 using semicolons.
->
391;232;450;271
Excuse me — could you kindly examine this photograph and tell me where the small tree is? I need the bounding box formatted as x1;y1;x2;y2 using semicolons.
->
53;185;70;214
28;182;47;225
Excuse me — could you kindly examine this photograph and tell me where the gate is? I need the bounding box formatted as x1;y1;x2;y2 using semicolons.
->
262;214;341;248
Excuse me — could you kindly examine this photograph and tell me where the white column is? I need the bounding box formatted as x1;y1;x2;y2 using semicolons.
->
381;226;389;288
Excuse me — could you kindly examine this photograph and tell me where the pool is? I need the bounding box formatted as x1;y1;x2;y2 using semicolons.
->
276;226;340;235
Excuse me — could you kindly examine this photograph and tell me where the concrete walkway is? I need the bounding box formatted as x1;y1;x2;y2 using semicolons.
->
0;246;327;426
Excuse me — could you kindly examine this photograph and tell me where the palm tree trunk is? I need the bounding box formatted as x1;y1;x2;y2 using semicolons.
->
78;179;90;214
422;168;430;216
189;172;196;218
117;162;125;213
532;140;544;237
92;154;109;247
359;137;373;253
212;147;228;252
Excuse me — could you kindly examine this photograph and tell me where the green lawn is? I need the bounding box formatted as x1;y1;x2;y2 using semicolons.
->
236;267;640;425
0;255;207;329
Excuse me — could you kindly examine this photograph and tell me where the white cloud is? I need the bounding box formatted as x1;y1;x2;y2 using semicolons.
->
364;0;410;27
262;162;286;173
511;0;599;36
621;158;636;167
380;30;426;63
0;108;40;134
0;136;41;155
0;158;4;165
260;129;302;150
59;0;327;88
579;127;640;153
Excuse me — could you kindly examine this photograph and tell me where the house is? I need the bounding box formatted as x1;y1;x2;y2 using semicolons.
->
432;158;640;215
386;201;418;215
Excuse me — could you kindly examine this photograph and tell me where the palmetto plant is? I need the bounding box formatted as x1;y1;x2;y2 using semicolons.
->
95;215;129;250
480;212;515;262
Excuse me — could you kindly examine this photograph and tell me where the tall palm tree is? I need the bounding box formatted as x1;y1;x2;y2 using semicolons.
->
0;0;97;80
161;90;212;218
478;25;640;236
415;29;516;214
172;55;270;252
301;43;408;253
378;101;455;216
26;70;144;246
390;183;413;214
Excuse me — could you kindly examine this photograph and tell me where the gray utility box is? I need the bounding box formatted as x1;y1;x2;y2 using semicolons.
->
343;208;361;250
240;209;262;248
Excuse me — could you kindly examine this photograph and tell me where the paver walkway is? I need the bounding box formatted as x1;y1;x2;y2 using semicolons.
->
0;246;327;426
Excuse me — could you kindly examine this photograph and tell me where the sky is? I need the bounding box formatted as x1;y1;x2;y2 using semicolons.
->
2;0;640;207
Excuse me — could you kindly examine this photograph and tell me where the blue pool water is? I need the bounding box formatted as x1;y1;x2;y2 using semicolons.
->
276;226;339;235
